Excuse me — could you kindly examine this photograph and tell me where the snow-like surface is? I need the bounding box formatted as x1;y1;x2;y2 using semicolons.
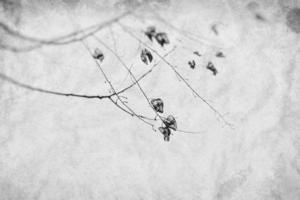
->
0;0;300;199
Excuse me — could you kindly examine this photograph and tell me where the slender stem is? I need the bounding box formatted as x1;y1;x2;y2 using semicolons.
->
118;22;234;128
81;40;154;127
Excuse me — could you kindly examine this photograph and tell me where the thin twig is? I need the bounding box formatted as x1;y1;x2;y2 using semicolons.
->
81;39;154;127
0;10;135;52
118;22;234;128
93;35;166;123
0;72;109;99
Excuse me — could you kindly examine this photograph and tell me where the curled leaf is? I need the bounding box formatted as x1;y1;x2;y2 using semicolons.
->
206;61;217;76
155;32;169;47
145;26;156;41
93;48;104;62
193;51;201;57
158;127;171;141
188;60;196;69
150;98;164;113
163;115;177;131
140;48;153;65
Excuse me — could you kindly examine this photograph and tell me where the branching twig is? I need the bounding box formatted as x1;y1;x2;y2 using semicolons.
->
118;22;234;129
80;40;155;127
92;35;166;124
0;10;135;52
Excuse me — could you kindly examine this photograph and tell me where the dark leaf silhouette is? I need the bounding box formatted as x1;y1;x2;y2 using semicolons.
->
188;60;196;69
155;32;169;47
151;98;164;113
140;48;153;65
193;51;201;57
163;115;177;131
145;26;156;41
93;48;104;62
158;127;171;141
206;61;217;75
216;51;225;58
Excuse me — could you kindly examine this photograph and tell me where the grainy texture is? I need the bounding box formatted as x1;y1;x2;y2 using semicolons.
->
0;0;300;199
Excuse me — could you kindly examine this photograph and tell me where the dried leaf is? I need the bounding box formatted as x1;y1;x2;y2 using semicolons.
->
155;32;169;47
163;115;177;131
145;26;156;41
93;48;104;62
188;60;196;69
150;98;164;113
158;127;171;141
140;48;153;65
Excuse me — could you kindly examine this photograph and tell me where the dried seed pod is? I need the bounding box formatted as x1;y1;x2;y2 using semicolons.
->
193;51;201;57
188;60;196;69
145;26;156;41
155;32;169;47
158;127;171;141
206;61;217;76
150;98;164;113
140;48;153;65
216;51;225;58
163;115;177;131
93;48;104;62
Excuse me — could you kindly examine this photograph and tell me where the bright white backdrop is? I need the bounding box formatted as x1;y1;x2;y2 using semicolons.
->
0;0;300;199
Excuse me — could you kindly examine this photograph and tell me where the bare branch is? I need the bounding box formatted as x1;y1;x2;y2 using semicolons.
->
80;40;155;127
118;22;234;128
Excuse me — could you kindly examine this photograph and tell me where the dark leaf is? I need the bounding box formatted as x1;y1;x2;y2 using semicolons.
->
188;60;196;69
145;26;156;41
206;61;217;76
163;115;177;131
151;98;164;113
193;51;201;57
216;52;225;58
158;127;171;141
155;32;169;47
140;48;153;65
93;48;104;62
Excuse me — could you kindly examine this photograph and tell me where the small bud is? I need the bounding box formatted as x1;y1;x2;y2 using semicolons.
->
188;60;196;69
93;48;104;62
155;32;169;47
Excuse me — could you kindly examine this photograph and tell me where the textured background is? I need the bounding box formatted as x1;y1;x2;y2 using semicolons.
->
0;0;300;199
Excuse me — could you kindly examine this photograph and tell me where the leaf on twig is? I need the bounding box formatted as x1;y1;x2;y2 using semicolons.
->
155;32;169;47
158;127;171;141
140;48;153;65
188;60;196;69
93;48;104;62
216;51;225;58
150;98;164;113
145;26;156;41
193;51;201;57
163;115;177;131
206;61;217;75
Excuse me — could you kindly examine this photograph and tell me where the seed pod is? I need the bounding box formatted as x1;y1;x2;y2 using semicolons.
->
150;98;164;113
163;115;177;131
193;51;201;57
155;32;169;47
145;26;156;41
158;127;171;141
140;48;153;65
188;60;196;69
216;52;225;58
206;61;217;76
93;48;104;62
